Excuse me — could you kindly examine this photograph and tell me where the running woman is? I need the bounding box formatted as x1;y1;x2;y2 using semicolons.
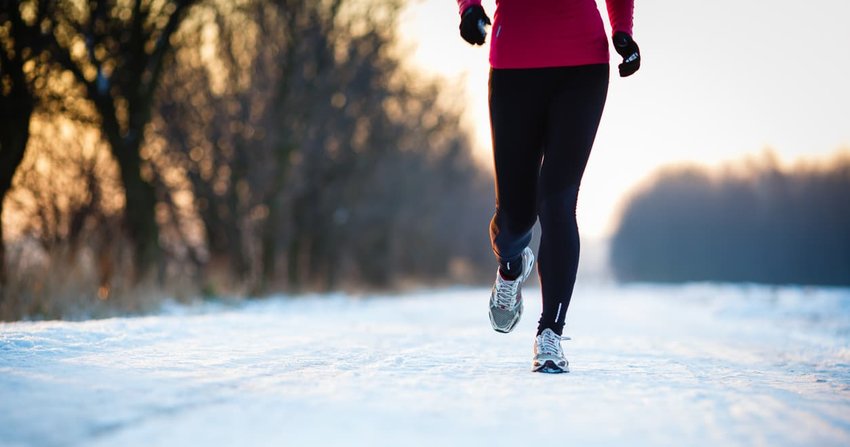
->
457;0;640;373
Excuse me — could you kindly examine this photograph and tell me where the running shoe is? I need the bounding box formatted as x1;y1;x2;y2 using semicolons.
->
532;328;570;373
488;247;535;333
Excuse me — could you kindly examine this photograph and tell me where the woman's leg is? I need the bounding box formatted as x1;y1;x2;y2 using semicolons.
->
536;64;609;336
488;68;549;278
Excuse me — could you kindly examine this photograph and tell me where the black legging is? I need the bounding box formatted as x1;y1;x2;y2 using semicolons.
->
488;64;609;336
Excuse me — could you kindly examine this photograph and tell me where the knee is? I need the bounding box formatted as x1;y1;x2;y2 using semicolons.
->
538;186;580;224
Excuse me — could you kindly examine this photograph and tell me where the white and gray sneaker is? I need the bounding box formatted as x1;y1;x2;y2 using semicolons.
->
488;246;535;333
532;328;570;373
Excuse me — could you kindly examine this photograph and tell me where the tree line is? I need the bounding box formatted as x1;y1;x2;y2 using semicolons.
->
0;0;494;319
611;150;850;286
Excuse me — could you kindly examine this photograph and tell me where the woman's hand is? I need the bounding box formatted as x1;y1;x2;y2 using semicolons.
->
459;6;491;46
613;32;640;77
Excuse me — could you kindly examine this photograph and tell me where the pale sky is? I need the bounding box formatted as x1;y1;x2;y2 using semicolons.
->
399;0;850;239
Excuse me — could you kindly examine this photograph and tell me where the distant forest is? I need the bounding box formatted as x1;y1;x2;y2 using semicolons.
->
611;151;850;286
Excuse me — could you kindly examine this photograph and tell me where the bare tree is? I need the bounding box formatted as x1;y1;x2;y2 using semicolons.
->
33;0;199;279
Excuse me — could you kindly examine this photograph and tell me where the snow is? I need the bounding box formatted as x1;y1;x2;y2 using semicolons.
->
2;283;849;447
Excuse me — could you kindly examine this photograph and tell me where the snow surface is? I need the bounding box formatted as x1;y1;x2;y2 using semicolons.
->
2;283;849;447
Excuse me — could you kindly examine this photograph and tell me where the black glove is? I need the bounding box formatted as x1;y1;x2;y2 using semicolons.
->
612;31;640;77
459;6;491;46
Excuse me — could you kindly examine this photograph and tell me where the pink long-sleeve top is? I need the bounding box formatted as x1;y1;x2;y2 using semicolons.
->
457;0;634;69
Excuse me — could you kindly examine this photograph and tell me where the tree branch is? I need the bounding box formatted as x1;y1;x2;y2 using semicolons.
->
141;0;196;100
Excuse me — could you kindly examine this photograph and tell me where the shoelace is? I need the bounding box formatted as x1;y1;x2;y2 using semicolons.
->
538;331;571;356
494;276;521;309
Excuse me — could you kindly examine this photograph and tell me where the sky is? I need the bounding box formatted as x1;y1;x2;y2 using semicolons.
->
398;0;850;239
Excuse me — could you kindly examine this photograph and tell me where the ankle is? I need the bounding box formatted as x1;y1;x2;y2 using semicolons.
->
536;326;563;337
498;268;520;281
498;253;524;280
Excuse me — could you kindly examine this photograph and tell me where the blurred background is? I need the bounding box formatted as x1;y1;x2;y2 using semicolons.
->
1;0;848;320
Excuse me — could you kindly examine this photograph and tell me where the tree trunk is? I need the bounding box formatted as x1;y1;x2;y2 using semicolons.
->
0;81;34;286
107;133;161;281
0;199;7;286
287;236;302;291
260;194;282;292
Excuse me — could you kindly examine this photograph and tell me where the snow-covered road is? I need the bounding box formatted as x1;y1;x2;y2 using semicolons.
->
2;283;849;447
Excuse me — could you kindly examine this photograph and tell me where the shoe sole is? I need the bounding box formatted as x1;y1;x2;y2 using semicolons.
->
532;360;569;374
